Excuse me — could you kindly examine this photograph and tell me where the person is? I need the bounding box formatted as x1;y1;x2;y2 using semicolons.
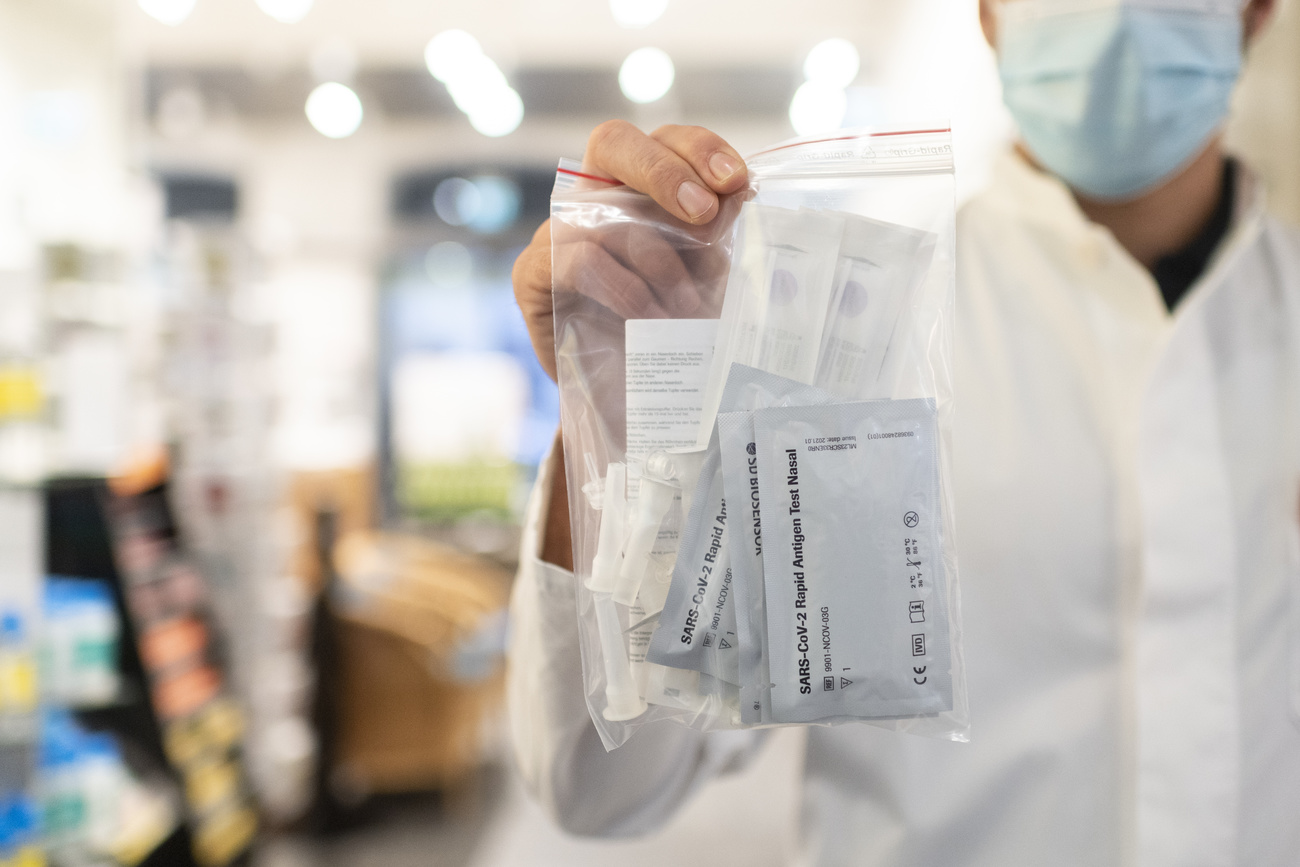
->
507;0;1300;863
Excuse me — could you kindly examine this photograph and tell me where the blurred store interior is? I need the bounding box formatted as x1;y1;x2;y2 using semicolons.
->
0;0;1297;865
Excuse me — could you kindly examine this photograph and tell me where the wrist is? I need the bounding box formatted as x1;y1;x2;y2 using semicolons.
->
541;432;574;571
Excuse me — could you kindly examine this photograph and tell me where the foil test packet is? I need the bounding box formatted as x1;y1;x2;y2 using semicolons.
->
755;399;953;723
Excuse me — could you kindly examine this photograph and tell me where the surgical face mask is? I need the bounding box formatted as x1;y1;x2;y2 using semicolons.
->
998;0;1243;200
754;398;952;723
696;204;844;448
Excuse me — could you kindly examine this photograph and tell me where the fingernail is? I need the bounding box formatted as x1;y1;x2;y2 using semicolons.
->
709;152;742;183
676;181;714;221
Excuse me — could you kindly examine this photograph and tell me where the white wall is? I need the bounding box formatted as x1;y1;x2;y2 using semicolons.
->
1228;0;1300;224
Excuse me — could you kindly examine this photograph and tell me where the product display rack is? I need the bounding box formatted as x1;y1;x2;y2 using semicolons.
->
46;476;256;867
0;481;43;865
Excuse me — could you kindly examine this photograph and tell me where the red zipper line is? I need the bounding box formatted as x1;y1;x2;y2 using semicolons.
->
556;167;621;184
750;127;951;158
557;126;950;185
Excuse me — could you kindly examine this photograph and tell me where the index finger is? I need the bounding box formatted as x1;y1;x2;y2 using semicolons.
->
582;120;747;226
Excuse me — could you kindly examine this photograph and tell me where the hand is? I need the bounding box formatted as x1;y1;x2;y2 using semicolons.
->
512;121;749;381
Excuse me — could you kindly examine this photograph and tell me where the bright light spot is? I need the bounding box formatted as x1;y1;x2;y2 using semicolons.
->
468;88;524;137
255;0;313;24
434;177;521;231
789;81;848;136
610;0;668;29
465;176;521;233
619;47;674;104
803;38;860;88
424;30;483;83
444;54;510;115
425;241;473;287
305;82;363;139
434;178;479;226
424;31;523;137
138;0;196;26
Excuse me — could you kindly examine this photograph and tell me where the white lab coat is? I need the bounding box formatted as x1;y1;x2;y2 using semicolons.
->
506;150;1300;866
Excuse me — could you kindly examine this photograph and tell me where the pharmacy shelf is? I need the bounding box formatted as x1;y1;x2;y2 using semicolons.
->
0;714;37;746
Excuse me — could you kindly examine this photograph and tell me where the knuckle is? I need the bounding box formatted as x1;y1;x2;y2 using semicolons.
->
684;126;728;161
588;119;632;155
682;124;722;143
643;154;685;196
649;124;683;141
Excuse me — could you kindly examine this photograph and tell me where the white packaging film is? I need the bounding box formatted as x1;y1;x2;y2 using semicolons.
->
695;206;845;449
550;127;966;749
815;215;938;401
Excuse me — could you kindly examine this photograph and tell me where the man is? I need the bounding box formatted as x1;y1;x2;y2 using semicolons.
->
508;0;1300;864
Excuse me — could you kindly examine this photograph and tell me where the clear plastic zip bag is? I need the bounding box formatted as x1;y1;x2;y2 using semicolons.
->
550;128;968;749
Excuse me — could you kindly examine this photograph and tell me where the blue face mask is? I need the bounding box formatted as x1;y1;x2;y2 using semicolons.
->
998;1;1242;201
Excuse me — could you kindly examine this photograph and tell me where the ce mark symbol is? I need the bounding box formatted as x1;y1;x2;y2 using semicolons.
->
913;665;927;685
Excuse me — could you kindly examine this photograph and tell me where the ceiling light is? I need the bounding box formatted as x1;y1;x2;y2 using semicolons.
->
305;82;363;139
619;47;674;104
255;0;313;24
443;54;510;115
609;0;668;29
424;31;523;138
803;38;860;89
138;0;196;26
468;88;524;138
789;81;848;137
424;30;484;83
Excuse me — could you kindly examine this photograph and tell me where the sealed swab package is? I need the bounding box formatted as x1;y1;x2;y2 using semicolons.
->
550;128;966;750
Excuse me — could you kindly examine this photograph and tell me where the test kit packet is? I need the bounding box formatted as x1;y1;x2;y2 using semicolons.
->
715;377;841;724
755;400;963;734
548;127;966;750
646;365;835;686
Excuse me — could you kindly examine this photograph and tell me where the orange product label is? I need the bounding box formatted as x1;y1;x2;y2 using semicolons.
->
153;665;221;720
140;617;208;670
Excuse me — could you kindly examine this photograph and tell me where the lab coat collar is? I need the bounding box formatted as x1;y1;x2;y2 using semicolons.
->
986;147;1101;244
986;147;1267;316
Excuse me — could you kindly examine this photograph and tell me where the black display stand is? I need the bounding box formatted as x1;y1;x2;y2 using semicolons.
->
45;477;255;866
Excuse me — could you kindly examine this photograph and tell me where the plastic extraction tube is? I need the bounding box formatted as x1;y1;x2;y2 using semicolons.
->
593;593;647;721
613;474;676;606
586;462;627;593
